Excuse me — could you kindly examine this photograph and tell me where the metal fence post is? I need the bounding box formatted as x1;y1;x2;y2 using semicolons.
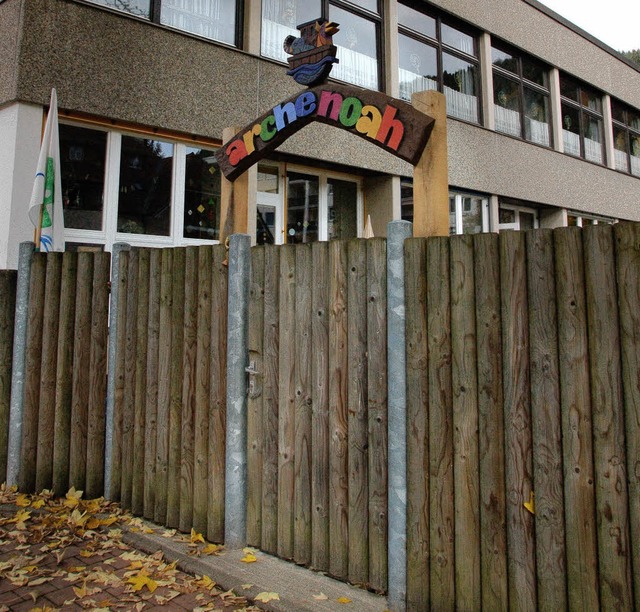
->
225;233;251;548
104;243;130;499
6;242;35;488
387;221;412;612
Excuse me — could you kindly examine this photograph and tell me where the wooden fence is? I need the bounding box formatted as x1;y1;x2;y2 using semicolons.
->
0;224;639;610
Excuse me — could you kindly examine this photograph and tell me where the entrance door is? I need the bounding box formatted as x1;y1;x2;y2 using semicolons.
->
257;165;283;245
256;202;282;245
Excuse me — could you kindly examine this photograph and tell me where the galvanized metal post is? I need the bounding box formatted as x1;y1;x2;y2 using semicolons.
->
387;221;412;612
104;243;130;499
224;233;251;548
6;242;35;488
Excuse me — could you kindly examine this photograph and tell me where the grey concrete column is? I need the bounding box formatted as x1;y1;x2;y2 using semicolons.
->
387;220;412;612
6;242;35;487
104;243;130;499
225;233;251;548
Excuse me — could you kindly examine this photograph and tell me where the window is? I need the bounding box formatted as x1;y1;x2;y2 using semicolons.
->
261;0;381;90
611;99;640;177
560;74;605;164
567;212;616;226
398;3;480;123
60;122;221;250
497;200;539;231
85;0;241;46
492;41;551;147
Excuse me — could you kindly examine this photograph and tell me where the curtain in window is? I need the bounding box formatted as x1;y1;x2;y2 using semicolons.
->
495;106;521;138
161;0;236;45
563;130;580;156
332;45;379;89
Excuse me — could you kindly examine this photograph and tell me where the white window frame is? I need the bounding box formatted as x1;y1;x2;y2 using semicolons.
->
449;191;490;234
497;202;539;231
61;120;221;251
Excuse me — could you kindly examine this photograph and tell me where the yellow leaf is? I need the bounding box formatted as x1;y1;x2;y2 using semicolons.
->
255;592;280;603
190;528;205;544
240;552;257;563
337;596;352;603
15;494;31;507
202;543;221;555
127;571;158;593
194;575;216;590
31;499;45;509
524;491;535;515
313;592;329;600
73;581;88;598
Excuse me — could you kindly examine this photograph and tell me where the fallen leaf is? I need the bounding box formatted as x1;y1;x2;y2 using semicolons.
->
241;583;253;589
31;499;45;509
64;487;83;509
15;494;31;507
240;552;257;563
313;592;329;600
524;491;535;515
202;543;221;555
337;596;352;603
255;592;280;603
127;571;158;593
190;528;205;544
194;575;216;590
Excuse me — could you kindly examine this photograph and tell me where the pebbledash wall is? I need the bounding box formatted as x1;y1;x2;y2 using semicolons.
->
1;0;640;268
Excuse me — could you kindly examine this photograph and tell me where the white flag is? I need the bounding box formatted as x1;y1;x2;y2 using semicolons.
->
28;88;65;252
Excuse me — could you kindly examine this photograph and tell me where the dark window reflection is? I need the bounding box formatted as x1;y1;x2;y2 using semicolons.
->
60;124;107;231
117;136;173;236
183;147;220;240
287;172;319;243
327;179;357;240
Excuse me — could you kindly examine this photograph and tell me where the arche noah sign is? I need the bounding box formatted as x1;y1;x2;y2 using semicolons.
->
215;82;435;181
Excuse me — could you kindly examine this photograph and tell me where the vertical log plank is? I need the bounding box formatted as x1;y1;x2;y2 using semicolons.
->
143;250;161;516
180;247;198;532
294;244;313;565
261;246;280;554
247;246;265;547
277;245;296;560
154;248;173;524
208;244;228;542
0;271;17;482
614;222;640;610
20;254;46;492
36;253;62;492
347;239;368;586
405;238;429;611
120;250;139;509
193;247;212;536
131;249;150;515
69;252;94;492
426;237;454;610
473;233;507;611
85;253;110;498
328;240;349;580
449;234;480;610
166;248;185;529
110;250;128;502
526;230;566;610
366;238;387;593
584;225;633;610
500;231;536;612
311;242;330;571
554;227;599;611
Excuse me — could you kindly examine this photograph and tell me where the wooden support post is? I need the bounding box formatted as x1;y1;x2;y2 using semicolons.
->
220;127;256;243
412;90;449;238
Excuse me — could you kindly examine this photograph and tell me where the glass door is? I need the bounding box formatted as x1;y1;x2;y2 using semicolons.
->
257;164;283;245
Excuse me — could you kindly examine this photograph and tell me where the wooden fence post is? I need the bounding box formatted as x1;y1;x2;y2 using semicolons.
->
7;242;35;488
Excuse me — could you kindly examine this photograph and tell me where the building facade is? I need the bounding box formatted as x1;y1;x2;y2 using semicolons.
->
1;0;639;268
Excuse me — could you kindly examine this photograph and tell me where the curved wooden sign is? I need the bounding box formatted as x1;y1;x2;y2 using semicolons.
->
215;82;435;181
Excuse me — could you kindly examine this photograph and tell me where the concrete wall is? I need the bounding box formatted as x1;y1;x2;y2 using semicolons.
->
0;103;42;269
0;0;22;105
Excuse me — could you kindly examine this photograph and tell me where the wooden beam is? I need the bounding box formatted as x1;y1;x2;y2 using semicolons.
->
412;90;449;238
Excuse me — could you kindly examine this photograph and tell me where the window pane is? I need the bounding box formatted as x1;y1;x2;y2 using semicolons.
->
443;52;478;123
330;5;379;89
398;4;436;37
161;0;237;45
258;165;279;193
521;56;547;87
492;45;517;75
327;179;357;240
449;196;457;234
401;179;413;222
461;197;484;234
614;126;629;172
341;0;378;13
560;75;579;101
442;23;475;56
612;100;626;124
561;103;580;157
580;87;602;113
519;211;535;230
183;147;220;240
85;0;150;17
60;125;107;231
398;34;437;102
117;136;173;236
494;73;521;137
261;0;321;61
257;204;277;245
630;134;640;176
498;207;515;224
287;172;318;243
524;88;550;146
628;108;640;131
583;115;603;164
